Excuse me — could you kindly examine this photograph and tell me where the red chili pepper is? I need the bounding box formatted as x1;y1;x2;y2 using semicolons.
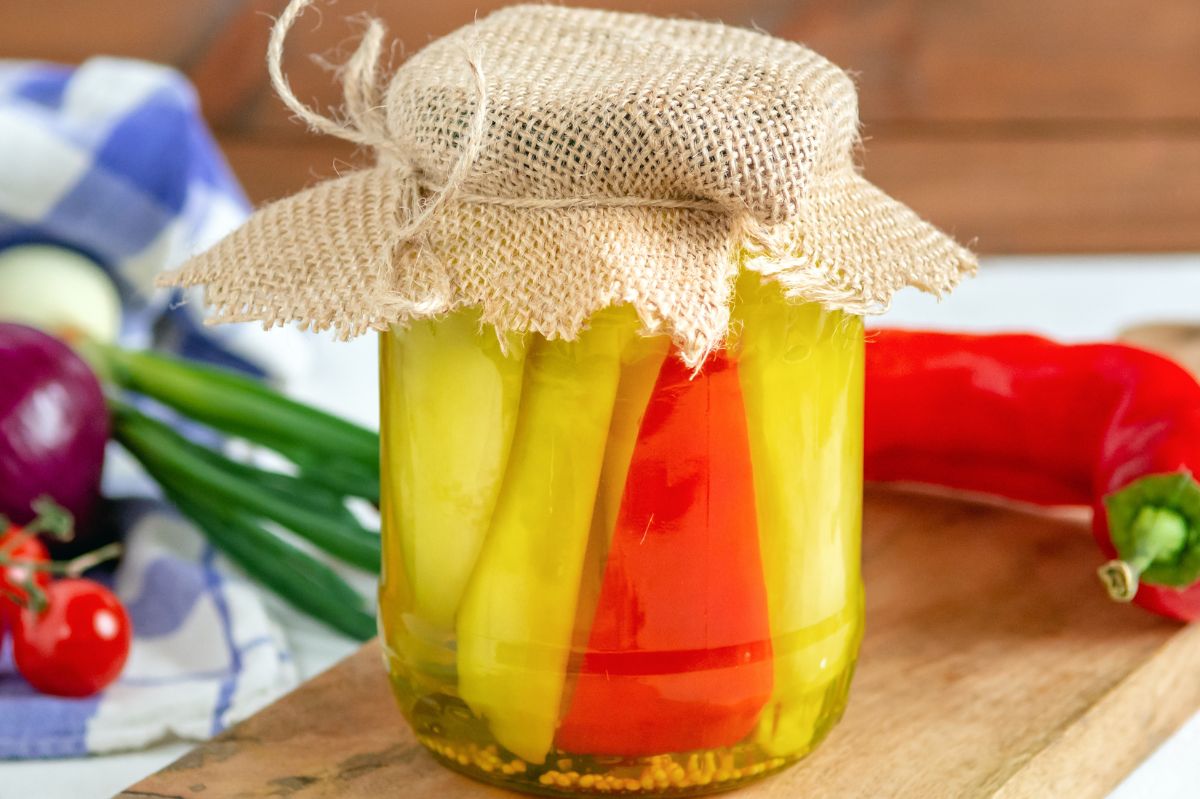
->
865;329;1200;620
556;351;773;756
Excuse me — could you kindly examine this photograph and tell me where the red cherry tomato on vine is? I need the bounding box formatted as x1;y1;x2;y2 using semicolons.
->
12;578;132;697
0;525;51;625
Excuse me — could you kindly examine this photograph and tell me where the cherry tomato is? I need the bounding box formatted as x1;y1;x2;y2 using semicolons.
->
12;578;132;697
0;525;51;625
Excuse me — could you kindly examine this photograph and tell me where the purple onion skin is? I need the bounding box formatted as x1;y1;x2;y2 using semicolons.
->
0;323;108;542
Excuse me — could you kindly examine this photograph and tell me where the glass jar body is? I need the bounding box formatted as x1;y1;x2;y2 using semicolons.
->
379;276;864;796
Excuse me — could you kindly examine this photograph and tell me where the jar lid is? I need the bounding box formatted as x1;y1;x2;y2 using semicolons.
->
164;0;976;365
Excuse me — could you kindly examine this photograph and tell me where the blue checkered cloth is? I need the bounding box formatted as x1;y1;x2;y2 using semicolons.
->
0;58;298;758
0;56;260;370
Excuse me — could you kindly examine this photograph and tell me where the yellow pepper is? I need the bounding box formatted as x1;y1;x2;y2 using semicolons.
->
456;307;639;764
378;311;525;655
569;334;668;657
734;272;865;757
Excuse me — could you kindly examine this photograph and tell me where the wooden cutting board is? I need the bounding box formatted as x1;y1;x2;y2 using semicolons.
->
120;485;1200;799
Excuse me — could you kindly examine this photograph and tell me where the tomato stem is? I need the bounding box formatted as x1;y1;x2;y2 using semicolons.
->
10;576;48;613
0;525;29;556
56;542;124;577
1;584;46;614
0;500;74;557
25;497;75;541
0;538;121;615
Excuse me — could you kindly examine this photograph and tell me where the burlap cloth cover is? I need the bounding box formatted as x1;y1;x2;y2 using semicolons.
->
163;0;976;366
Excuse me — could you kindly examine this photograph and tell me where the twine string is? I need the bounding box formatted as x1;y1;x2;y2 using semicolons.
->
267;0;737;235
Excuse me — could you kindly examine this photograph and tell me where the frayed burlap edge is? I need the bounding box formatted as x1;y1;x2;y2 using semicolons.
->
160;161;974;367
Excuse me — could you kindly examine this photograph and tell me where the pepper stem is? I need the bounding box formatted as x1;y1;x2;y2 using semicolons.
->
1098;505;1188;602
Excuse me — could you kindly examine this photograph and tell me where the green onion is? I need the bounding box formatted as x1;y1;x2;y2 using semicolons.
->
89;342;388;638
183;438;364;530
111;401;380;572
164;488;375;641
91;344;378;470
244;433;380;504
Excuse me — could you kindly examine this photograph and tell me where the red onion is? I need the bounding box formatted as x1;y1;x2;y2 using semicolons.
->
0;323;107;541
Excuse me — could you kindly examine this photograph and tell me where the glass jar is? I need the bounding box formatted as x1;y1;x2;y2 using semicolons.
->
378;272;864;796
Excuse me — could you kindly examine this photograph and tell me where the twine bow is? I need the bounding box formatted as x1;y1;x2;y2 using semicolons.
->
268;0;736;240
269;0;498;243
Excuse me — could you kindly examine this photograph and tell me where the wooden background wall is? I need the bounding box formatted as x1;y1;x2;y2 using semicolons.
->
4;0;1199;253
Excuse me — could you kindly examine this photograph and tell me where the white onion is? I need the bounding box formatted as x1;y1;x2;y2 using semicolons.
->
0;244;122;342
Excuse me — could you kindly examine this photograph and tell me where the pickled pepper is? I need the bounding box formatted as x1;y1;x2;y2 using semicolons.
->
556;351;774;756
569;336;669;657
735;274;865;757
456;308;636;764
379;312;526;633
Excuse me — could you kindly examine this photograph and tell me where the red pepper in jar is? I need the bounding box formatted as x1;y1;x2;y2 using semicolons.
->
556;351;774;756
864;330;1200;620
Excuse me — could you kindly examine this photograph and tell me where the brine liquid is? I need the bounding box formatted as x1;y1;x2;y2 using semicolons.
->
390;649;856;796
379;274;864;796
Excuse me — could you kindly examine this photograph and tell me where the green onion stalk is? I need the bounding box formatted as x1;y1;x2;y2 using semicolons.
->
81;341;381;641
